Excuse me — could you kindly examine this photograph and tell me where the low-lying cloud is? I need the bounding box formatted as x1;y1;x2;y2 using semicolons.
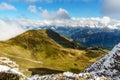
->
0;18;25;41
0;16;120;40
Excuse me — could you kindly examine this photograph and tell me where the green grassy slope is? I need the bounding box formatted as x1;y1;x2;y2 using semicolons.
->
0;29;108;76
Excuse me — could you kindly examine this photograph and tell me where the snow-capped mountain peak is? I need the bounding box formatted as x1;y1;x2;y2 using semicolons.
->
83;43;120;80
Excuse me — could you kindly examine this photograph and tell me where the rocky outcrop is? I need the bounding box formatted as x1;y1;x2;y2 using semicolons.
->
84;43;120;80
30;72;108;80
0;57;28;80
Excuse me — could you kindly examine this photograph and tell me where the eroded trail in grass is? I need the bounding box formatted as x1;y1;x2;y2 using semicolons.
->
0;51;43;64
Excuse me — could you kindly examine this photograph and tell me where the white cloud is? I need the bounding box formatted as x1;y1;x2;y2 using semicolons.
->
40;8;70;20
102;0;120;19
101;16;111;26
28;5;37;13
0;18;52;40
0;18;25;41
0;2;16;11
0;17;120;40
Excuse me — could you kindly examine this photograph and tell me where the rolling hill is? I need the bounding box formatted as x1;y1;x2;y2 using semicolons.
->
0;29;108;76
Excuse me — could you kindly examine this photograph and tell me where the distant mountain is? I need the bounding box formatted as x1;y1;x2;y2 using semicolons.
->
70;28;120;49
12;17;120;50
22;25;120;48
0;29;107;75
83;43;120;80
38;26;120;50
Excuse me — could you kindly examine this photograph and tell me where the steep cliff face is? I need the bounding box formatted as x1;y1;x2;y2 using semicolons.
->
84;43;120;80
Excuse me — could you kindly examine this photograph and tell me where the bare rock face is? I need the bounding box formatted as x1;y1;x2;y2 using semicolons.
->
83;43;120;80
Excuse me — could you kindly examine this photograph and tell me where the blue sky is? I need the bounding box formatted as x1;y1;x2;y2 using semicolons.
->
0;0;102;19
1;0;120;40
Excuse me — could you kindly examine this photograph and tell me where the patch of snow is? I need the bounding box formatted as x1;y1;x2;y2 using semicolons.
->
30;72;109;80
0;65;22;75
84;43;120;80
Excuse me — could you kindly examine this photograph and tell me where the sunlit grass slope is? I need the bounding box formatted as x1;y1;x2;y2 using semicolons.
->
0;29;108;75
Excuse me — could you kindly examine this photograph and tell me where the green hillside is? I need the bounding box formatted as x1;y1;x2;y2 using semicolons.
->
0;29;108;76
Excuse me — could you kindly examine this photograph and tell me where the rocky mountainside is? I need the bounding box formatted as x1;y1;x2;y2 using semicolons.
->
0;57;108;80
30;43;120;80
83;43;120;80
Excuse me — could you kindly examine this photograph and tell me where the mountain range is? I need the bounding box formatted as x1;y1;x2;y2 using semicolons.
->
0;29;119;80
0;29;107;76
31;26;120;50
1;17;120;50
